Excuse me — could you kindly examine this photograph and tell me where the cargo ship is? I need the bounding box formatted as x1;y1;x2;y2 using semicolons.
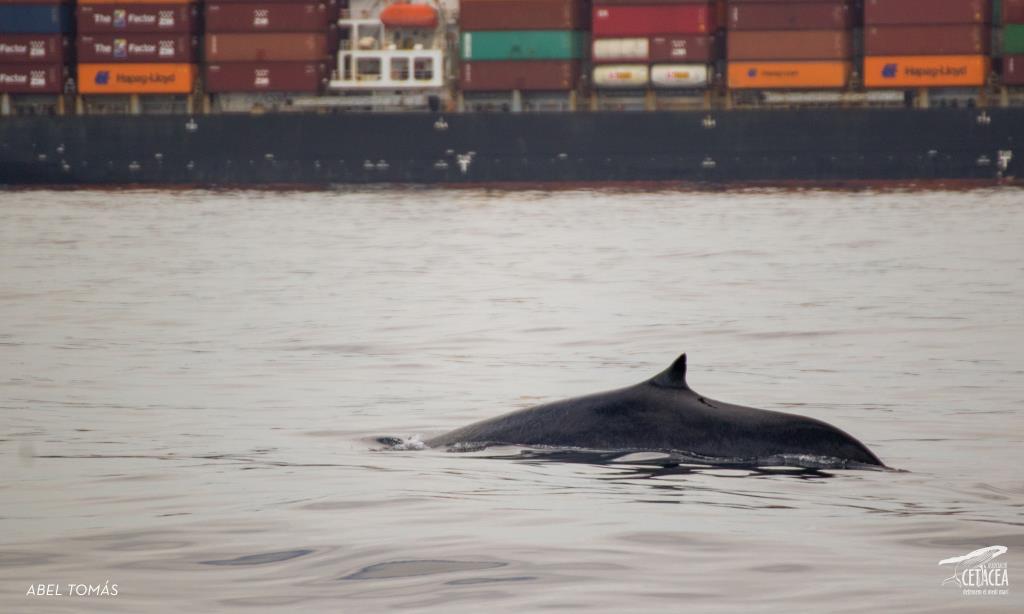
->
2;0;1024;186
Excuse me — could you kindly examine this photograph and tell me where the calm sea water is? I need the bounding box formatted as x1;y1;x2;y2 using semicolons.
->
1;188;1022;613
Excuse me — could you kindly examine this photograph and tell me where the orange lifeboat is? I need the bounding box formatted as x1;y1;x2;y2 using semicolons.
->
380;3;438;29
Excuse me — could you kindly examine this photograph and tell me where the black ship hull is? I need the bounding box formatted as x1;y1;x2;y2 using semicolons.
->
1;108;1021;186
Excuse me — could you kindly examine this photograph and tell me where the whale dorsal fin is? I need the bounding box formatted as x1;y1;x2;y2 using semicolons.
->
650;353;689;389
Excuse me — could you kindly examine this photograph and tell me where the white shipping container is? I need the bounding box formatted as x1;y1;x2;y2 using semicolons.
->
650;64;709;88
592;38;648;62
593;64;649;88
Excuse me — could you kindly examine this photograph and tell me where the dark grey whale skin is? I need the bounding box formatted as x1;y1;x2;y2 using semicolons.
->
427;354;883;466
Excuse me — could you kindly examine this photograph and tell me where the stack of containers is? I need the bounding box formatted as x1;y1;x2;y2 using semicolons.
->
862;0;991;89
1005;0;1024;85
0;1;72;100
76;0;198;96
590;0;718;91
459;0;588;93
204;1;336;95
726;0;854;90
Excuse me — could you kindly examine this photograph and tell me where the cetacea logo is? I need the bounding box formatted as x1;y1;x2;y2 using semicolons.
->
94;70;110;85
882;63;898;78
939;545;1010;597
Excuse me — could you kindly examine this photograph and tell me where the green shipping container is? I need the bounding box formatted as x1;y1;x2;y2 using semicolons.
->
1005;24;1024;55
460;31;587;61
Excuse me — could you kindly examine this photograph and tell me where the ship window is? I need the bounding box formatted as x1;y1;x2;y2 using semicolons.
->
391;58;410;81
414;58;433;81
356;58;382;81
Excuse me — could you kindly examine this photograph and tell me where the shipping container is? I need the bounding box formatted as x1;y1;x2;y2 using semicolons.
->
1005;24;1024;54
205;3;332;33
205;62;327;92
593;64;649;88
78;62;195;93
460;0;587;31
74;0;195;3
592;34;713;63
864;25;989;56
459;60;581;91
205;33;328;61
1005;54;1024;84
863;55;989;87
727;30;851;61
77;34;196;62
593;38;649;62
0;34;66;63
0;62;63;93
863;0;989;25
1006;0;1024;23
651;34;713;62
592;4;715;37
728;2;852;31
77;5;198;34
460;31;587;61
727;60;851;88
0;4;72;34
650;63;709;88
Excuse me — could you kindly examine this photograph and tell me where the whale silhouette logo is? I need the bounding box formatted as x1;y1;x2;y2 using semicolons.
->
938;545;1007;588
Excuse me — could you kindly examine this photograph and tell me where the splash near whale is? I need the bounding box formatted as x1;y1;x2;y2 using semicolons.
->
424;354;884;469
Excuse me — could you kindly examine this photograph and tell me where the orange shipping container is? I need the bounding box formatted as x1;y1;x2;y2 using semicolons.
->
78;62;194;93
728;61;850;89
863;55;988;88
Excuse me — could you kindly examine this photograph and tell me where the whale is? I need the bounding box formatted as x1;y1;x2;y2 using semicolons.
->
426;354;884;469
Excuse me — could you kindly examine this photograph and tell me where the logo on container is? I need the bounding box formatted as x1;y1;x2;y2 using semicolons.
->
113;9;126;29
882;63;898;78
94;71;110;85
113;38;127;59
747;68;757;78
939;546;1010;597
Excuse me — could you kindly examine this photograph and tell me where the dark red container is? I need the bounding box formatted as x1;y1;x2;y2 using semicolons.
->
204;2;332;33
727;30;851;60
0;34;66;63
863;0;989;25
0;63;64;93
205;61;327;92
459;60;581;91
76;4;196;34
864;25;990;56
205;33;328;61
77;4;198;34
77;33;196;62
1005;0;1024;23
650;34;713;62
727;2;852;30
460;0;587;30
593;4;716;36
1005;55;1024;84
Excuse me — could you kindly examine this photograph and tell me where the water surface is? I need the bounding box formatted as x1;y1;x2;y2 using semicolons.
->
1;188;1022;612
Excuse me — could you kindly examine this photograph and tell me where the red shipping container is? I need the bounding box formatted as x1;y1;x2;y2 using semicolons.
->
1005;0;1024;23
593;4;716;36
0;63;64;93
0;34;66;63
728;2;852;30
863;0;989;25
204;33;328;61
1005;55;1024;84
77;33;196;62
864;25;989;56
77;4;198;34
460;60;580;91
727;30;851;60
460;0;587;31
204;2;332;33
205;61;327;92
650;34;713;62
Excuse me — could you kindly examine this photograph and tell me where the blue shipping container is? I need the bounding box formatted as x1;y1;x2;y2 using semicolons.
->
0;5;73;34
